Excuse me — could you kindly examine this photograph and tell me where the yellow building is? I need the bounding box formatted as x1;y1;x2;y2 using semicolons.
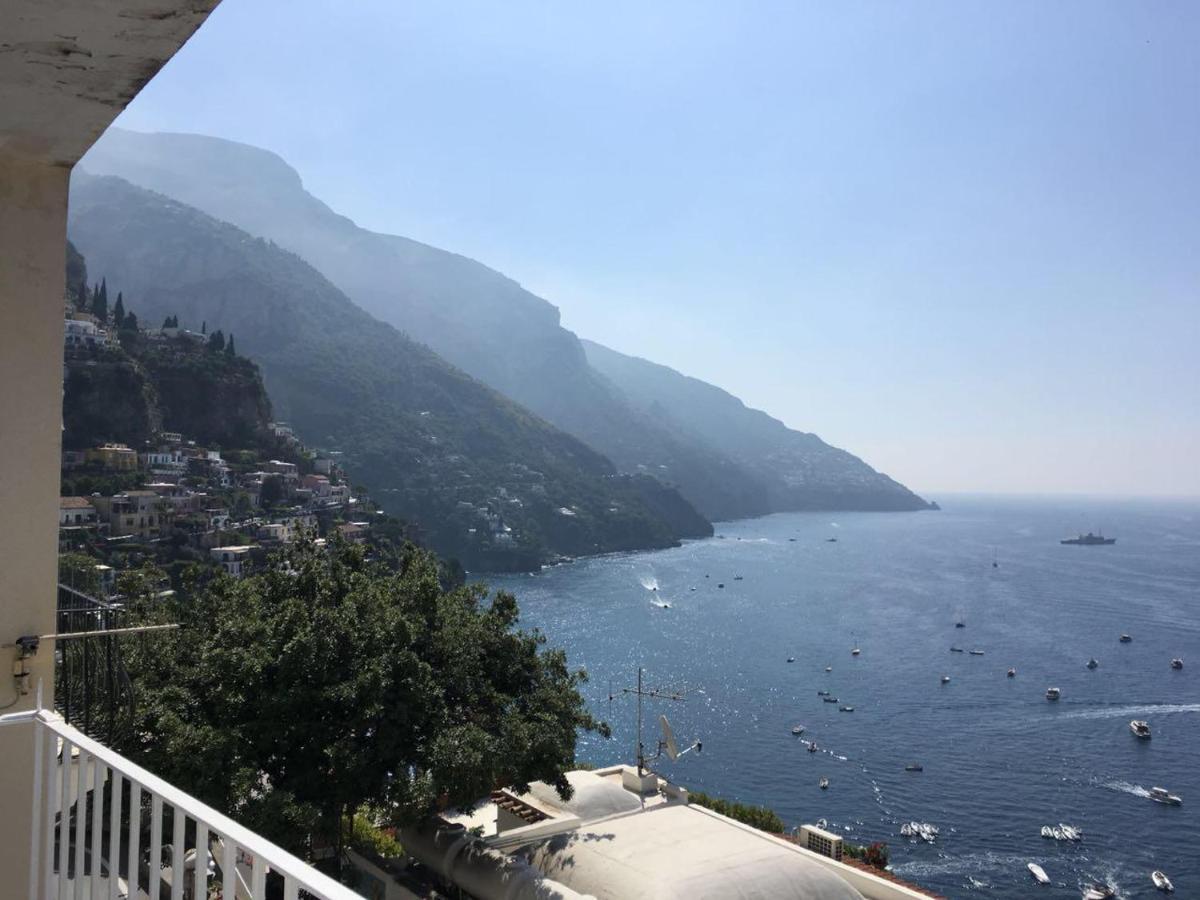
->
84;442;139;471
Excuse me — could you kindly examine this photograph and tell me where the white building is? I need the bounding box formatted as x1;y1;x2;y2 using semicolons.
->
210;545;255;578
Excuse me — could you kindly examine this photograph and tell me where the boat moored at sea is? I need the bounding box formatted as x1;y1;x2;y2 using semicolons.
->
1046;687;1061;701
941;675;951;684
1082;883;1116;900
1007;667;1016;677
1152;870;1174;893
819;777;829;790
1170;657;1183;670
791;724;805;736
905;763;923;772
839;705;854;712
1149;787;1182;806
1087;657;1099;669
1130;720;1152;739
950;646;965;653
969;649;985;656
1120;634;1132;643
823;696;839;703
1027;862;1050;884
1061;532;1116;545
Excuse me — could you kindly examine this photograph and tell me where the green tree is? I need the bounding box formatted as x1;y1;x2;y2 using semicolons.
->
208;329;226;352
121;539;605;869
260;473;285;507
225;333;236;356
122;311;139;332
58;552;102;594
113;293;125;329
91;280;108;323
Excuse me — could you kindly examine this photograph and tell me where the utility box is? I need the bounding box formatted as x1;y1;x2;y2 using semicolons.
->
800;824;843;861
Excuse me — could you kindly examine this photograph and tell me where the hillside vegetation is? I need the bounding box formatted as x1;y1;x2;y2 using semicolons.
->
68;175;711;569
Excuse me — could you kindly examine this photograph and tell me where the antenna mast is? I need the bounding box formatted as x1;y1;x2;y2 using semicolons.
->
621;666;685;775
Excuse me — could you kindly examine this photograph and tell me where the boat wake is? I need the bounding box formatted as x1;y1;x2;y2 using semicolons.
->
1100;779;1152;799
1056;703;1200;721
638;575;659;591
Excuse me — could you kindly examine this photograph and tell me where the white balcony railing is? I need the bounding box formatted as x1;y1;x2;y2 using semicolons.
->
1;696;362;900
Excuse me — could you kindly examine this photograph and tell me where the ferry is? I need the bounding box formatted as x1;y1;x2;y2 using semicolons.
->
1061;532;1116;545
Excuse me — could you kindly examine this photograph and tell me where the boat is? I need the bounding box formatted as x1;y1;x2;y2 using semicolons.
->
851;647;861;656
1152;870;1174;893
733;575;743;581
955;622;966;628
941;675;951;684
969;649;985;656
817;690;830;696
1086;657;1098;669
1149;786;1182;806
791;725;805;736
1119;634;1132;643
824;665;832;672
1046;687;1061;700
808;742;818;753
1082;883;1115;900
717;583;725;589
1170;657;1183;670
788;537;797;542
839;705;854;712
1027;863;1050;884
1130;719;1152;739
823;696;839;703
1007;668;1016;677
1040;826;1055;839
950;646;965;653
1061;532;1116;545
904;763;923;772
787;657;795;663
1059;824;1082;841
819;777;829;790
826;537;838;543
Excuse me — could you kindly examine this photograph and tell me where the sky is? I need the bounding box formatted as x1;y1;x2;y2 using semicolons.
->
110;0;1200;497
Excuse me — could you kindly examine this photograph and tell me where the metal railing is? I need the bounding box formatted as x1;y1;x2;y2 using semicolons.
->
55;584;135;745
1;695;361;900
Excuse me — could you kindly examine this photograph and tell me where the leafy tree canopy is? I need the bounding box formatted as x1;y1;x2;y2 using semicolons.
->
121;538;605;861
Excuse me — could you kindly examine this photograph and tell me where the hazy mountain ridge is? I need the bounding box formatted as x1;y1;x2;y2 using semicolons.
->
68;173;713;569
582;340;931;512
81;128;929;516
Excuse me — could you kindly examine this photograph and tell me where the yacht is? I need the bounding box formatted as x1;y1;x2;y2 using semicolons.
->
969;649;985;656
1130;719;1152;739
1149;786;1182;806
819;777;829;790
1007;668;1017;677
1086;657;1099;669
824;665;833;672
791;725;805;736
1119;634;1132;643
1152;870;1174;893
1046;687;1061;701
1170;657;1183;670
851;647;861;656
1027;863;1050;884
941;675;951;684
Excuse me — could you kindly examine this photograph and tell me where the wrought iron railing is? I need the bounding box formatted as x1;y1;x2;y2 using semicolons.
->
55;583;136;745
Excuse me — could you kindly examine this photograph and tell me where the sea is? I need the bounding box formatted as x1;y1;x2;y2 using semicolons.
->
486;496;1200;899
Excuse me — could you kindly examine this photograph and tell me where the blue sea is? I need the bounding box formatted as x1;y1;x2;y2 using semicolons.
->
487;496;1200;899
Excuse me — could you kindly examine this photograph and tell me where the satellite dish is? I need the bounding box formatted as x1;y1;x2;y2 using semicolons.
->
660;714;680;761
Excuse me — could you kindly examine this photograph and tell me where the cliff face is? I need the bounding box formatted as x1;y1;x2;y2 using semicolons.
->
62;336;275;454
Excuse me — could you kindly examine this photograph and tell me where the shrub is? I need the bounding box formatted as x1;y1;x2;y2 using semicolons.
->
687;791;785;833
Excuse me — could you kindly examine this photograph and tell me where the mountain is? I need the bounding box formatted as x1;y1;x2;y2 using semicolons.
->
68;173;712;570
582;340;931;512
80;128;929;517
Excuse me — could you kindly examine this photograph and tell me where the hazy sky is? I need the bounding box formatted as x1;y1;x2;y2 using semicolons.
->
111;0;1199;497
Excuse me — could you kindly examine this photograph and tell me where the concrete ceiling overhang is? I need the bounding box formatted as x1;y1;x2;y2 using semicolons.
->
0;0;220;167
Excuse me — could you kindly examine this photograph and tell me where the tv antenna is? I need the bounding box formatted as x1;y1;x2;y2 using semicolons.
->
615;667;701;775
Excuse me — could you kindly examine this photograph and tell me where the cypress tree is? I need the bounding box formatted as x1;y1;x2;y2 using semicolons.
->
202;320;207;335
208;329;225;352
91;280;108;323
225;334;236;356
113;293;125;329
124;311;139;332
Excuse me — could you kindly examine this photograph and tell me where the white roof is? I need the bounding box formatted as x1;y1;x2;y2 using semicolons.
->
525;771;643;822
520;802;864;900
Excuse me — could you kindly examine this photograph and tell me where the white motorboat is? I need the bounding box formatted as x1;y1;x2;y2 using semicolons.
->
1046;687;1061;700
1007;667;1016;677
1082;883;1115;900
1086;657;1099;669
941;675;951;684
1040;826;1055;839
807;742;818;753
787;656;795;663
851;647;861;656
817;690;830;696
1149;786;1182;806
969;649;985;656
1170;657;1183;670
791;725;805;736
1119;634;1132;643
1027;863;1050;884
904;763;923;772
824;665;832;672
839;705;854;712
1152;870;1174;893
819;777;829;790
1059;824;1082;841
1130;719;1152;739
